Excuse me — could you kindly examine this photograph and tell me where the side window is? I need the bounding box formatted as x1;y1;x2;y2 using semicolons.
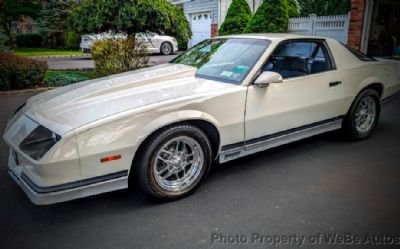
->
263;41;333;79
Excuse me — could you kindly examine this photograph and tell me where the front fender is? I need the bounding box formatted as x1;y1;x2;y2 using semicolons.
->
73;109;221;179
134;110;221;149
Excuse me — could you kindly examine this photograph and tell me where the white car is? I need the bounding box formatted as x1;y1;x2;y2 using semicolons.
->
4;34;400;205
80;32;179;55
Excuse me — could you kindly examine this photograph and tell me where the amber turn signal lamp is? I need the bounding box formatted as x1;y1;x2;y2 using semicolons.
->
101;155;121;163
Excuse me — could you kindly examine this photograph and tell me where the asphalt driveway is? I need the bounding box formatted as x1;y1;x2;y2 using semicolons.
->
1;93;400;249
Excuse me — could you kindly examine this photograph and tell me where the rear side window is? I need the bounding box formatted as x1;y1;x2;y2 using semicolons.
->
343;44;376;61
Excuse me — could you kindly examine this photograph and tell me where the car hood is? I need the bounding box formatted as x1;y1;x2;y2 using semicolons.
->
24;64;234;135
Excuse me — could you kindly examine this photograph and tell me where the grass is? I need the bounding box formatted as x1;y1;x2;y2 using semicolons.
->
14;48;83;57
394;56;400;60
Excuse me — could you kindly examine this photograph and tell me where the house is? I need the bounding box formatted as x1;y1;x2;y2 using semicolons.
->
348;0;399;57
169;0;262;47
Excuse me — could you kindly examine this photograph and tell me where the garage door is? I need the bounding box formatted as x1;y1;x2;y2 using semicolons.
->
190;12;212;47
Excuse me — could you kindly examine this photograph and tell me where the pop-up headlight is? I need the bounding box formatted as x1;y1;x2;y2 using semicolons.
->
19;126;61;160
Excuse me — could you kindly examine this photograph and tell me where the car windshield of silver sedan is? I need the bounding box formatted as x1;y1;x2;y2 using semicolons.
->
171;38;271;84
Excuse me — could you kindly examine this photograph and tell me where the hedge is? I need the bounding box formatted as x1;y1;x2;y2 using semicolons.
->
44;71;92;87
0;53;47;91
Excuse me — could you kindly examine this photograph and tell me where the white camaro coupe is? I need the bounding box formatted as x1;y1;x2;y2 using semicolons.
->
4;34;400;205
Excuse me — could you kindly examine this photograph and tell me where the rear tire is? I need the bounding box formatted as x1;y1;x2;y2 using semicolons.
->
160;42;173;55
342;89;381;140
134;125;212;200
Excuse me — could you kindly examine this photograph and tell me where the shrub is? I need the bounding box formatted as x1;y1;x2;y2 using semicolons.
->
91;37;148;76
64;31;81;49
245;0;289;33
287;0;299;17
177;39;188;51
0;53;47;91
15;33;42;48
219;0;252;35
44;71;91;87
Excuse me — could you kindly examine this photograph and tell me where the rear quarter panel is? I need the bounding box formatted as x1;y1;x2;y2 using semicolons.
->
327;39;400;112
339;62;394;111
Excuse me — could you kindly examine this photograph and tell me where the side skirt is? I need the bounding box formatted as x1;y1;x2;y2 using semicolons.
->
219;118;344;163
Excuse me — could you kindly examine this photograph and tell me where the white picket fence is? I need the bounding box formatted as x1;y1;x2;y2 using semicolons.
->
288;13;350;44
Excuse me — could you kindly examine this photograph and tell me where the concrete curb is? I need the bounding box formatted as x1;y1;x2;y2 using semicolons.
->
29;54;92;59
48;68;95;71
0;87;54;96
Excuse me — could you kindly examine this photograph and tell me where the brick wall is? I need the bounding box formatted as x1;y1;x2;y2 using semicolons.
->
211;24;218;37
348;0;366;50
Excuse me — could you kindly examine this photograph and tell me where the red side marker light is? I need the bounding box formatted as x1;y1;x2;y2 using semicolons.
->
101;155;121;163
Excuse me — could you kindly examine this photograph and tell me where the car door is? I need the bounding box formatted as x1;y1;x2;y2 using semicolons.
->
244;40;346;149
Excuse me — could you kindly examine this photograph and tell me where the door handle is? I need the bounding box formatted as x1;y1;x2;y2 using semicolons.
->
329;81;342;87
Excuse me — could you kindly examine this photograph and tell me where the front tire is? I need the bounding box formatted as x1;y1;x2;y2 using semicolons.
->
134;125;212;200
343;89;381;140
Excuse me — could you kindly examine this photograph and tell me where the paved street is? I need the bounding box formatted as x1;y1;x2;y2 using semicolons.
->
1;93;400;249
40;53;181;70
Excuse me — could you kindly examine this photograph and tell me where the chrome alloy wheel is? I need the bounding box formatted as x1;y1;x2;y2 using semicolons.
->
161;42;172;55
153;136;204;192
355;96;377;134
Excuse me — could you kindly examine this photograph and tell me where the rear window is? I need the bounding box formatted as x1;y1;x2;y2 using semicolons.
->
342;44;376;61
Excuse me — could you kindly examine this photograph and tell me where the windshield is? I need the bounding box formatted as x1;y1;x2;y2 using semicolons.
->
171;38;271;84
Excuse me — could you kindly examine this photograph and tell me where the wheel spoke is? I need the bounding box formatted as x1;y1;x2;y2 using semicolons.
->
175;141;181;152
158;156;173;166
162;170;175;180
161;149;173;157
157;166;170;176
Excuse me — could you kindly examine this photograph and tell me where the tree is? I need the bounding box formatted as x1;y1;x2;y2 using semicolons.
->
245;0;289;33
68;0;191;73
37;0;78;47
298;0;351;16
0;0;42;36
287;0;299;18
67;0;191;43
219;0;252;35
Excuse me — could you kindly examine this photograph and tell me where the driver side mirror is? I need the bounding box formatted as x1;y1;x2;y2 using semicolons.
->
254;72;283;88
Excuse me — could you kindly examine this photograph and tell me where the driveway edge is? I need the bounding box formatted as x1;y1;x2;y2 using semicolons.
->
0;87;53;96
30;54;92;59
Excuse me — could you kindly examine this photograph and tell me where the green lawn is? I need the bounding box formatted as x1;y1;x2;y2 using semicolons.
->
395;56;400;60
14;48;83;57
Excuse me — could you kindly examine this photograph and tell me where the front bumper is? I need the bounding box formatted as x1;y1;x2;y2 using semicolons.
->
7;149;129;205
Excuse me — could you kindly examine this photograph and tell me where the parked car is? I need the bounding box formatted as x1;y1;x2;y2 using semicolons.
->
4;34;400;205
80;32;179;55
